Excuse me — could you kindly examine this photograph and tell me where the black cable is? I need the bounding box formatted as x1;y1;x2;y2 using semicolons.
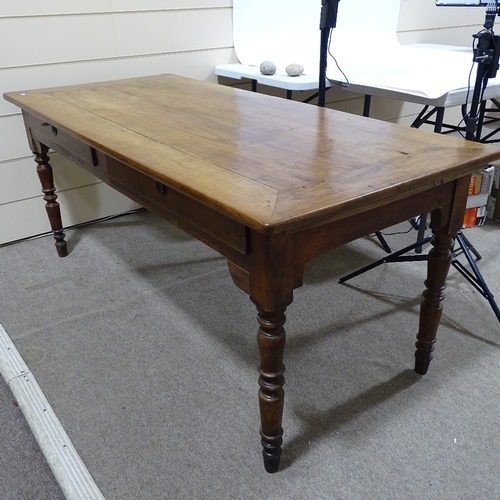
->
0;208;145;249
327;29;350;87
456;36;481;138
379;220;421;237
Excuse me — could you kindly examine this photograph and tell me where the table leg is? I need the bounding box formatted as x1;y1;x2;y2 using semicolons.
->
414;226;454;374
34;147;68;257
256;307;286;473
228;257;290;473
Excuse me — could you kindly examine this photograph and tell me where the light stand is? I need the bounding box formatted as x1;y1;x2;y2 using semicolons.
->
317;0;391;253
454;1;500;320
318;0;339;107
318;0;393;253
336;3;500;322
465;3;500;140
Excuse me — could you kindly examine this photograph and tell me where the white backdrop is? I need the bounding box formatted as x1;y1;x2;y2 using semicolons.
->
232;0;495;100
233;0;401;75
233;0;321;74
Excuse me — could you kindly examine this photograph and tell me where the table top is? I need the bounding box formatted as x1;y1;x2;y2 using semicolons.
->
5;74;500;233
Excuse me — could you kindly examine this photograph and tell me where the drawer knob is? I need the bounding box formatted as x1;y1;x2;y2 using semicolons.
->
155;181;168;196
41;122;57;135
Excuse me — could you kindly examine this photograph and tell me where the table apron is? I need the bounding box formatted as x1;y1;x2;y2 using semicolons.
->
291;180;460;285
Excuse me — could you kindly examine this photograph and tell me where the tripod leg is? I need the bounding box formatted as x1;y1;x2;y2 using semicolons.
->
415;213;427;254
363;95;372;117
433;107;445;134
411;105;431;128
375;232;391;253
456;230;482;261
339;236;431;284
454;232;500;323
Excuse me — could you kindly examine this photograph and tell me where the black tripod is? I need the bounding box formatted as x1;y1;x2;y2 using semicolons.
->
318;0;500;322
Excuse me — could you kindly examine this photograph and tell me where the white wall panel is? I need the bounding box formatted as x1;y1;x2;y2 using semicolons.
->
110;1;232;10
0;115;29;160
1;1;112;16
2;1;231;17
0;184;139;245
117;47;236;81
56;184;140;231
0;155;104;206
111;10;232;56
1;59;121;116
0;16;117;68
0;158;42;205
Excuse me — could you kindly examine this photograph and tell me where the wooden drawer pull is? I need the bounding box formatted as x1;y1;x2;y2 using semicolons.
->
155;181;168;197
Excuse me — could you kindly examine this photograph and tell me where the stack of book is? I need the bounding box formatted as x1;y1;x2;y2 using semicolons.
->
463;165;495;228
486;164;500;223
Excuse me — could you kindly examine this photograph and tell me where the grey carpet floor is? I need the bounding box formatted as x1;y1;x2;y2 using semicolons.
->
1;210;500;499
0;377;66;500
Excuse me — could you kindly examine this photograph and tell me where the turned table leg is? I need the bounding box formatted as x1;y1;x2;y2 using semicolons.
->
415;226;454;374
230;231;293;473
256;307;286;473
34;147;68;257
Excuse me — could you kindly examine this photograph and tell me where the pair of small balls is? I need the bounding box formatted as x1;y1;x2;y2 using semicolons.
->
259;61;304;77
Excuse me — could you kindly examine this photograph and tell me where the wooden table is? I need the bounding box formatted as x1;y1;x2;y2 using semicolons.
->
5;74;500;473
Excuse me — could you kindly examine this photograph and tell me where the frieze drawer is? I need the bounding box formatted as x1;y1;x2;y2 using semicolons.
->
106;156;248;255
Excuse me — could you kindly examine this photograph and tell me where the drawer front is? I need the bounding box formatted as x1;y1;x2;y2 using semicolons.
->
106;157;248;255
23;112;103;176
